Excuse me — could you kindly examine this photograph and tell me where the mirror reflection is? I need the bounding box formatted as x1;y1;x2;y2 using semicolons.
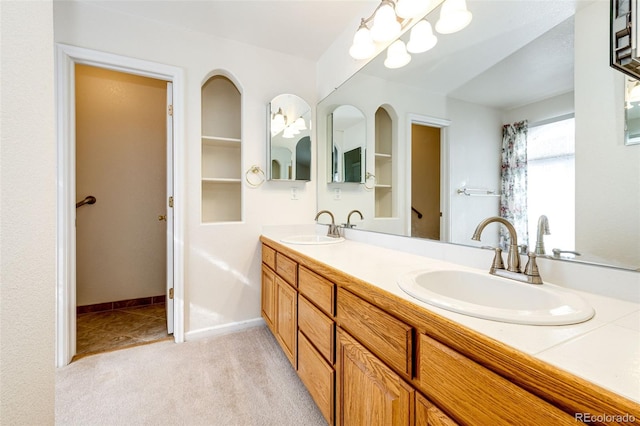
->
317;0;640;271
625;77;640;145
268;94;311;181
329;105;366;183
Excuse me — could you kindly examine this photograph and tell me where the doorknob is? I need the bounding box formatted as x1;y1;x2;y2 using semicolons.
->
158;215;167;221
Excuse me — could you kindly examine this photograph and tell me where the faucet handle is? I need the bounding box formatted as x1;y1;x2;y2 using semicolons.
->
489;248;505;273
524;253;543;284
327;224;342;238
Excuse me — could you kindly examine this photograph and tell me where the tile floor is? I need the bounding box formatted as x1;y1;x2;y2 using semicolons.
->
75;303;171;360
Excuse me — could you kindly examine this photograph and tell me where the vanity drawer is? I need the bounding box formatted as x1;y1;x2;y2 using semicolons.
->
298;266;335;316
262;244;276;270
417;334;576;426
276;252;297;287
336;287;412;376
299;295;334;363
298;331;334;425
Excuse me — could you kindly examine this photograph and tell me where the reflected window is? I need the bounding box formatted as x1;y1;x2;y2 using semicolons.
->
527;116;575;251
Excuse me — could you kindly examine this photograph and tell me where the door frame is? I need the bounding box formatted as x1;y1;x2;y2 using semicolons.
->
55;43;185;367
405;114;451;241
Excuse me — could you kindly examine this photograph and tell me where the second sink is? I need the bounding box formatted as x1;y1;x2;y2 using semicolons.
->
397;269;594;325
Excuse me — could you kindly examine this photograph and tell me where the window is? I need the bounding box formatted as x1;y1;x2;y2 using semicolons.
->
527;116;575;253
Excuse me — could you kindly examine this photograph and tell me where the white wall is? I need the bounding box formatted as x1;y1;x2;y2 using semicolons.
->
574;1;640;267
53;1;317;336
0;1;56;423
446;98;502;246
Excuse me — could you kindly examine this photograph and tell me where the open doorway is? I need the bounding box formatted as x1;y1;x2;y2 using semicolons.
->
73;65;171;358
56;44;185;367
411;123;441;239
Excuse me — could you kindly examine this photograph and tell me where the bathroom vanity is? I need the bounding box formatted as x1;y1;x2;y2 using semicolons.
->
260;233;640;425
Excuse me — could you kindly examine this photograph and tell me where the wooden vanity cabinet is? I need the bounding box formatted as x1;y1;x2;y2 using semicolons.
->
297;266;336;425
416;334;577;426
336;287;412;377
275;275;297;368
260;249;297;369
415;393;458;426
261;246;337;425
336;328;415;426
260;239;636;426
261;265;276;332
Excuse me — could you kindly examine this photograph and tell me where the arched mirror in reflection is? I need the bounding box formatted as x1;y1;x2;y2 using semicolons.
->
329;104;366;183
268;94;312;181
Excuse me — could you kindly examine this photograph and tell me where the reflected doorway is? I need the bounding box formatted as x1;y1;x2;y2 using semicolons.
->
411;123;441;239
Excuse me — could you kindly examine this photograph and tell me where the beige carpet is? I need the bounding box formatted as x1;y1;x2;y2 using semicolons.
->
56;325;326;425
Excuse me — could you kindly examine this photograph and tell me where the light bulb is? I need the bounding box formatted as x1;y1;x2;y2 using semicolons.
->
370;2;401;43
349;24;375;60
407;20;438;53
384;40;411;69
435;0;472;34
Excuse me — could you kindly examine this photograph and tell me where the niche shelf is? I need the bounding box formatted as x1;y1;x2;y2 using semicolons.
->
201;75;242;223
374;108;393;218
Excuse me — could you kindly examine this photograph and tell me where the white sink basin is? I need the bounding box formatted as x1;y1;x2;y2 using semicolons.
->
280;234;345;245
397;269;594;325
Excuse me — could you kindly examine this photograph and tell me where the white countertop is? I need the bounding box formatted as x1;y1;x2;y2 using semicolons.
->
262;228;640;404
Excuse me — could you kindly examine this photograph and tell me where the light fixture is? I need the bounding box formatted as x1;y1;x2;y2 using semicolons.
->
396;0;433;20
407;20;437;53
349;20;376;60
384;40;411;69
272;108;285;130
293;117;307;130
349;0;472;64
435;0;472;34
370;1;401;43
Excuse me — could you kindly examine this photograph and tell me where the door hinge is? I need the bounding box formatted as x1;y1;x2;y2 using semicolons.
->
168;196;173;208
168;105;173;116
169;288;174;299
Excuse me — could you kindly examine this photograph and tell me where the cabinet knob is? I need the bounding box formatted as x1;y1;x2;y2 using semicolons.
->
158;215;167;221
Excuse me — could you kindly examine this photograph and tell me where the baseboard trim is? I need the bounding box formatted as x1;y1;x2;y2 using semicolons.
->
77;295;166;314
184;318;265;341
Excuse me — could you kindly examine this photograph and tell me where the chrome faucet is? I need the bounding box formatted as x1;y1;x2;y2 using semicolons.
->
343;210;364;228
534;215;550;255
472;216;543;285
314;210;341;238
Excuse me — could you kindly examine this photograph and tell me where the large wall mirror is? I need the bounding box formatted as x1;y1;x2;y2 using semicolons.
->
268;94;312;181
317;0;640;271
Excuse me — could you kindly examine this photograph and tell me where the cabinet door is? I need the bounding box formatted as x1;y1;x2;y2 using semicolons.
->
261;265;276;333
336;329;414;426
276;277;297;368
415;393;458;426
298;331;334;425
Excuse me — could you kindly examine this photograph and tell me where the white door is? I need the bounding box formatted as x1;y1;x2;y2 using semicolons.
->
166;82;174;334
